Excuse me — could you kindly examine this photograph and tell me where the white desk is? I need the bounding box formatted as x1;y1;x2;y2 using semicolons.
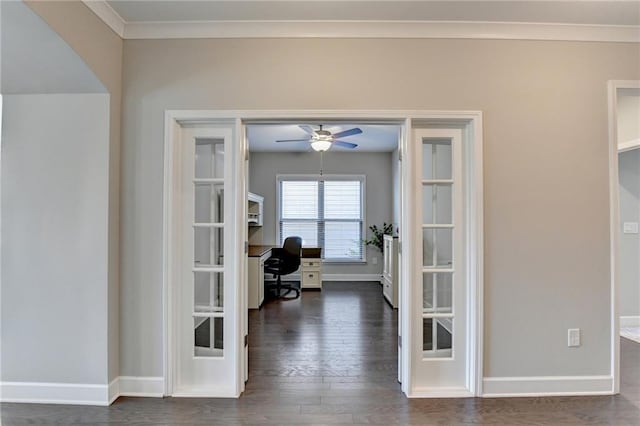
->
247;245;274;309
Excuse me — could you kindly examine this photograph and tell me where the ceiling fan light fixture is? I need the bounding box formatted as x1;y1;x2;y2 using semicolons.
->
310;140;332;152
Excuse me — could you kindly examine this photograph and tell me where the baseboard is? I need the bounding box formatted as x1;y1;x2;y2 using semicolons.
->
0;381;111;406
482;375;613;397
277;273;382;282
409;387;474;398
620;316;640;327
323;274;382;282
117;376;164;397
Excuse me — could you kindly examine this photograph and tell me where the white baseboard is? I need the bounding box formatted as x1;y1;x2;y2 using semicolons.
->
482;375;613;397
117;376;164;397
409;387;474;398
277;273;382;282
620;316;640;328
0;376;164;406
323;274;382;282
0;381;111;406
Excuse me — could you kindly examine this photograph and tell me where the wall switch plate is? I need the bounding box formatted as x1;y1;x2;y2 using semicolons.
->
372;257;378;265
623;222;639;234
568;328;581;347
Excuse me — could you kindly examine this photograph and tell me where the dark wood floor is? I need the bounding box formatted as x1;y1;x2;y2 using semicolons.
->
2;282;639;425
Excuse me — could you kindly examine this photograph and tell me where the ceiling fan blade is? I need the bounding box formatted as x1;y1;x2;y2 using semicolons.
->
298;125;315;135
275;139;311;143
332;127;362;139
333;140;358;149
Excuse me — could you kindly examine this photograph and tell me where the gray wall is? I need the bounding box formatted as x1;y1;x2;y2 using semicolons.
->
119;37;638;378
25;0;124;382
248;151;392;276
1;94;110;384
619;149;640;317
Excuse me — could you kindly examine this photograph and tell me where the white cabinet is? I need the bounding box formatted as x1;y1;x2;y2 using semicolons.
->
382;235;398;308
301;258;322;290
248;192;263;226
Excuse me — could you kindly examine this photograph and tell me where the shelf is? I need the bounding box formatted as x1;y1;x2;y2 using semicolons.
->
248;192;264;227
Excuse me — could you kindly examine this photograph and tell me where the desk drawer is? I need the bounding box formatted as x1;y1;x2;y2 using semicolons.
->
302;271;321;287
302;259;321;269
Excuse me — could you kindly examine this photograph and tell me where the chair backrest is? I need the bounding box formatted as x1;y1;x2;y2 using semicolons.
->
281;236;302;272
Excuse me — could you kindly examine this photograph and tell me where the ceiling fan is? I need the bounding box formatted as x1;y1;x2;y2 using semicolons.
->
275;125;362;151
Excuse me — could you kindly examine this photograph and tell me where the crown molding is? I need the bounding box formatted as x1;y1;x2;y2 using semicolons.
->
82;0;125;38
126;20;639;43
81;1;639;43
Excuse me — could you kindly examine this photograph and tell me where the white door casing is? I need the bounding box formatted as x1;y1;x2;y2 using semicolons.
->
163;110;484;399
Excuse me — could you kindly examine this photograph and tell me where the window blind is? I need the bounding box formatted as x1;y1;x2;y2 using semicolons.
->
279;177;364;261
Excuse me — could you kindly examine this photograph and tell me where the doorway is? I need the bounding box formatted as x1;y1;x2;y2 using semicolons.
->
162;111;483;398
608;81;640;395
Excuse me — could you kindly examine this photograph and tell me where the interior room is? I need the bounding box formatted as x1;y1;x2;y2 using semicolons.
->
242;122;402;385
1;1;639;425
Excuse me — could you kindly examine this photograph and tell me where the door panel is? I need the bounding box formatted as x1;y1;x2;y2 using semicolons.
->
175;127;237;396
412;128;469;395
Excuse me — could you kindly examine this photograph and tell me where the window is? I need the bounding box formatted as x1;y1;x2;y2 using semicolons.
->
278;176;365;262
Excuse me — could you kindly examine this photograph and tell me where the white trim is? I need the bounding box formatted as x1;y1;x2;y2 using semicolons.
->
409;387;474;398
108;378;119;404
82;1;125;38
117;376;165;397
0;381;111;406
163;110;483;400
618;138;640;153
274;273;382;282
482;376;614;397
122;20;639;43
608;80;640;396
620;316;640;328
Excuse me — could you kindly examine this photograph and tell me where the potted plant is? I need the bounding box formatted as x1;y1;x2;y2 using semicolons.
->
364;222;394;252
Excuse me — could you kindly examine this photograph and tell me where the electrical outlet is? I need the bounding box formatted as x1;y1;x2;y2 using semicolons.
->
372;257;378;265
623;222;639;234
568;328;581;347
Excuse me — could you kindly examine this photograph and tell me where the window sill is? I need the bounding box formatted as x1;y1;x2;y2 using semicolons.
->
321;260;367;264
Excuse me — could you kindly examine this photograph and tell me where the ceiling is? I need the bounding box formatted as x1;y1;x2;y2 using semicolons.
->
85;1;640;42
247;123;400;152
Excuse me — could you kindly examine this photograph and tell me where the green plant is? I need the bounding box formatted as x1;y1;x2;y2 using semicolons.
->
363;222;394;252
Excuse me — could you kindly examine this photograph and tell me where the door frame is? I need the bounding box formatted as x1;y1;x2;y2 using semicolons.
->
162;110;484;398
607;80;640;395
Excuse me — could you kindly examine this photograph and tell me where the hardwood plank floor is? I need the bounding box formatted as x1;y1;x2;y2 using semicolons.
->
2;282;639;425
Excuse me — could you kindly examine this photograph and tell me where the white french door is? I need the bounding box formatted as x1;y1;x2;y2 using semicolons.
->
411;128;471;396
174;126;238;396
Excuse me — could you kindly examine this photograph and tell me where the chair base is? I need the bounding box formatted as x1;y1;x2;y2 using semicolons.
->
266;279;300;300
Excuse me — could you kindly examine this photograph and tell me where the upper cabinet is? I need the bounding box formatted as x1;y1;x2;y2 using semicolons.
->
248;192;264;227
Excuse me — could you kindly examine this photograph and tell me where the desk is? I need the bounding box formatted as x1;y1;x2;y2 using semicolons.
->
247;245;323;309
248;245;274;309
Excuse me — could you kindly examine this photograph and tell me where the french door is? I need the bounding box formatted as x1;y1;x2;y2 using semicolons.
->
174;126;239;396
411;128;472;396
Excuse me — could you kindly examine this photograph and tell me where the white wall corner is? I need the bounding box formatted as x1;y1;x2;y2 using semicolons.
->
620;316;640;327
108;378;120;405
0;381;111;406
118;376;165;397
482;376;614;397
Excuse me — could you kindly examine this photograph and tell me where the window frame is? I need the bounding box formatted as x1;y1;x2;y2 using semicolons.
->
276;174;366;263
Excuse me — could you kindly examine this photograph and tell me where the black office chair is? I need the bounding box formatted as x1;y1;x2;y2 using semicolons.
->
264;236;302;300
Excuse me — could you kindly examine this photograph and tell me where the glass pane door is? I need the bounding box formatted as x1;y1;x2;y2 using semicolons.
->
176;126;237;397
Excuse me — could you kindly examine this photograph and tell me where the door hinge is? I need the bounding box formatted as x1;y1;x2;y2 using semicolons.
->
244;241;248;254
244;334;248;347
398;241;402;254
398;335;402;348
